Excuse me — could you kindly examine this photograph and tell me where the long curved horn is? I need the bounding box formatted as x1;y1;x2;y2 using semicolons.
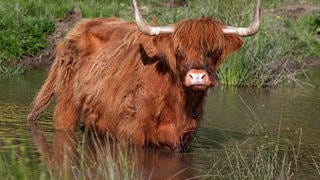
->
132;0;175;36
222;0;261;36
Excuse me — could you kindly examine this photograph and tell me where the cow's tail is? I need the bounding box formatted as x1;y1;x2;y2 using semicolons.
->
27;58;59;121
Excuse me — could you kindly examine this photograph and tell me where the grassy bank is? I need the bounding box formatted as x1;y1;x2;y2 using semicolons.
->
218;2;320;87
0;0;319;86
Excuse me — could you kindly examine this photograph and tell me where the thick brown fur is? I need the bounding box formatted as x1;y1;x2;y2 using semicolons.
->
28;17;242;152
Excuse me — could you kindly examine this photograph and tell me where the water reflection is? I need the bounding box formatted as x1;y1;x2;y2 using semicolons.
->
203;78;320;178
28;121;79;176
28;120;201;179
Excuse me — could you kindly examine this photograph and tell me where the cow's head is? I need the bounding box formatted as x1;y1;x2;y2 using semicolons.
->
133;0;260;90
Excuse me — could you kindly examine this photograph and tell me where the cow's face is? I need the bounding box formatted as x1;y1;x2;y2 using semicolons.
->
133;0;260;90
152;18;243;91
175;42;218;90
176;19;243;90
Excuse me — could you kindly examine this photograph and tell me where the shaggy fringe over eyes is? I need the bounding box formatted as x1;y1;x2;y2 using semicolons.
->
172;18;226;57
172;17;243;67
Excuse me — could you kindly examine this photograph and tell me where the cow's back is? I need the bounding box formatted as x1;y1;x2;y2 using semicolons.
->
58;18;152;138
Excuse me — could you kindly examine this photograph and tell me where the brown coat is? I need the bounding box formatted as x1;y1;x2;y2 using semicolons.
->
28;17;242;152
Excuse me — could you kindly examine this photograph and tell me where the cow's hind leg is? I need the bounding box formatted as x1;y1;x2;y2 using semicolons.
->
54;96;78;130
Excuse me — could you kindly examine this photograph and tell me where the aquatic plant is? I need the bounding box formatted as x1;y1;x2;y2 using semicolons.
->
312;154;320;176
0;117;316;179
0;130;140;179
219;125;301;179
217;95;303;179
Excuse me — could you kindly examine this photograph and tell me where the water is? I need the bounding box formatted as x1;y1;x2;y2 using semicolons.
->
0;68;319;179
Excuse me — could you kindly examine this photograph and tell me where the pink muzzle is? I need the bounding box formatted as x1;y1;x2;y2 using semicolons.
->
184;69;213;88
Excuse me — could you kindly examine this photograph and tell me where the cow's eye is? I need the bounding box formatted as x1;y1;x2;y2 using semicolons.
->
206;51;213;58
207;51;221;60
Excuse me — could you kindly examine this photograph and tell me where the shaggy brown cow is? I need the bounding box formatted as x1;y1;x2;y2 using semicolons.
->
28;0;261;152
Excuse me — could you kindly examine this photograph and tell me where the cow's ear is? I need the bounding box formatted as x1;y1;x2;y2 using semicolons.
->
216;35;243;66
152;35;177;74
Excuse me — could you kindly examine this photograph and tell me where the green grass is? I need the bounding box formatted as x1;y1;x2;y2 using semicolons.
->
0;0;55;74
0;95;315;179
313;153;320;176
216;1;320;87
221;134;299;179
193;96;304;179
0;140;49;179
0;0;319;86
0;0;130;74
0;131;140;179
217;116;302;179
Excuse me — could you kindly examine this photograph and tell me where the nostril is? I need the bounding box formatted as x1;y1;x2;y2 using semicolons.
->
201;73;206;79
188;72;207;80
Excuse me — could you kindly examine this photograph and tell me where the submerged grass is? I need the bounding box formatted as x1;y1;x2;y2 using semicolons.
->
221;137;296;179
313;154;320;176
193;95;306;179
217;120;303;179
219;95;301;179
0;132;314;179
0;113;316;179
0;129;140;179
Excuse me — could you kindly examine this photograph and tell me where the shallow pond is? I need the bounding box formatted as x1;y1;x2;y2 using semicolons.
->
0;68;319;179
